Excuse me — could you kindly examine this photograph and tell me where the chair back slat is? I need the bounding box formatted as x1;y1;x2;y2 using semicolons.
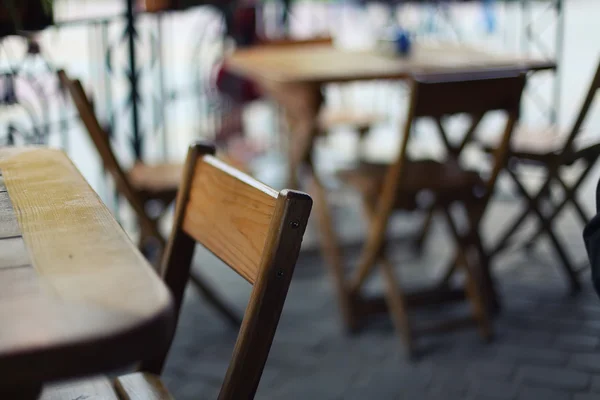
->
413;71;525;117
57;71;156;238
382;72;526;220
58;71;127;187
182;155;279;284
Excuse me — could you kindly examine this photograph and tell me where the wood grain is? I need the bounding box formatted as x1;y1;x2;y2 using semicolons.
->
115;372;174;400
0;148;174;388
226;42;555;84
183;155;278;284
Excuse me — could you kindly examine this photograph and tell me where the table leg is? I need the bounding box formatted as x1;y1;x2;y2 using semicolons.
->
277;83;358;331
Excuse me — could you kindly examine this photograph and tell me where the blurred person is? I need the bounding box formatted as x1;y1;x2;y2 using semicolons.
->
212;0;291;167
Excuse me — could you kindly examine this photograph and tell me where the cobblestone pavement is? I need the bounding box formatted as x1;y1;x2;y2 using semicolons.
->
160;196;600;400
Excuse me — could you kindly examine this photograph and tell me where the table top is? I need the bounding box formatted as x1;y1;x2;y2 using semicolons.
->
225;42;556;84
0;148;174;387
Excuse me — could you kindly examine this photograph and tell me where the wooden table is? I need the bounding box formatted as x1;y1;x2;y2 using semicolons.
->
225;41;556;329
226;41;555;188
0;148;174;398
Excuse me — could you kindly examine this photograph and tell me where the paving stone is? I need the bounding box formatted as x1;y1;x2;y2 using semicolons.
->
497;327;555;348
591;376;600;392
467;361;515;381
554;334;600;352
428;365;469;397
468;379;518;399
517;386;571;400
517;365;590;391
495;345;569;366
573;395;600;400
571;354;600;373
269;370;352;400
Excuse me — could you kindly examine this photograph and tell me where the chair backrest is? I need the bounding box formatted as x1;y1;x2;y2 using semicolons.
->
379;71;526;217
147;142;312;399
57;71;159;242
564;59;600;149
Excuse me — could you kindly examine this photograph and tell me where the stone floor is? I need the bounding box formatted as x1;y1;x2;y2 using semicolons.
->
160;191;600;400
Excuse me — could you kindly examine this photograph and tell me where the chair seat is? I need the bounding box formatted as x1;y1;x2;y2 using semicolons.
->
128;163;183;195
319;110;383;133
482;126;600;165
338;159;482;209
40;373;172;400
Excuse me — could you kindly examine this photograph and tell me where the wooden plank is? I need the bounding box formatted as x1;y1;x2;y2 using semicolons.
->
0;236;30;269
183;155;278;284
115;372;173;400
0;191;21;239
0;148;174;387
40;376;120;400
0;148;171;315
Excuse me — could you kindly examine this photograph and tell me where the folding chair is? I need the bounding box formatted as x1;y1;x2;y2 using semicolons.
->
40;142;312;400
320;71;526;355
58;71;241;328
485;59;600;293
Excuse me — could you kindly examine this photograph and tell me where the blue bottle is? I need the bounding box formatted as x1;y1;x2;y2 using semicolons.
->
395;28;411;56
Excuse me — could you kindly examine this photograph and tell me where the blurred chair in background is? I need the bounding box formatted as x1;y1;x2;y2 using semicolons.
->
58;70;241;328
484;59;600;293
324;72;526;356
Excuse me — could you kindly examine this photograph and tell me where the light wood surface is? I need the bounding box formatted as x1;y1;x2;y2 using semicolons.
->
115;373;173;400
226;42;555;84
182;155;279;284
0;147;174;390
40;377;120;400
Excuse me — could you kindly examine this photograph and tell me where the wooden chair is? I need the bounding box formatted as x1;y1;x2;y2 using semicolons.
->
58;70;241;328
40;142;312;399
484;59;600;293
319;71;526;356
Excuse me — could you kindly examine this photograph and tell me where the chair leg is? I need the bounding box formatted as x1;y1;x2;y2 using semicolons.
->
309;173;357;332
509;170;581;293
380;256;415;358
413;206;434;253
520;166;593;247
361;199;414;355
188;270;242;328
442;207;493;341
465;206;500;313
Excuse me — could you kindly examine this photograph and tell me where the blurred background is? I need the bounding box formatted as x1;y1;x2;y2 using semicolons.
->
2;0;600;399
